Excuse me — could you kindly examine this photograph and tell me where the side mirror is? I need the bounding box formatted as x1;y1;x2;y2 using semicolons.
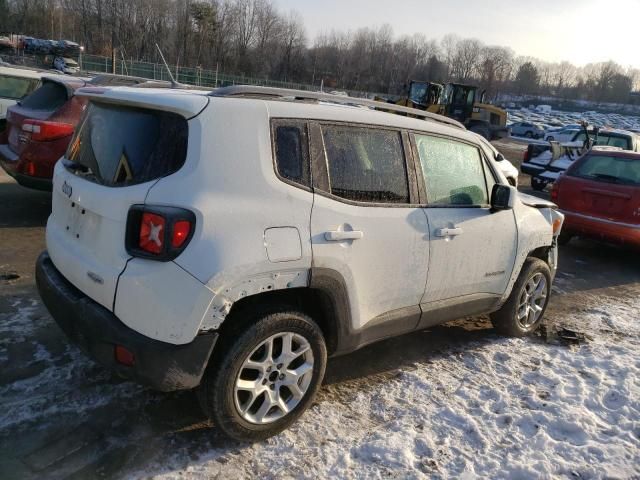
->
491;184;516;211
495;152;506;162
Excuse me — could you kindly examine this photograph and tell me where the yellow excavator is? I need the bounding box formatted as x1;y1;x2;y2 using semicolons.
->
390;80;509;140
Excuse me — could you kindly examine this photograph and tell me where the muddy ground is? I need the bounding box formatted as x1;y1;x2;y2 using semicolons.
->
0;139;638;479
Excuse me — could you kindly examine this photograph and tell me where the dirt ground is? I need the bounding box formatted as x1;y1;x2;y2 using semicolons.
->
0;139;639;479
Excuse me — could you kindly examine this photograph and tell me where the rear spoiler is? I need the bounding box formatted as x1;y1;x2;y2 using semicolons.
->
75;87;210;119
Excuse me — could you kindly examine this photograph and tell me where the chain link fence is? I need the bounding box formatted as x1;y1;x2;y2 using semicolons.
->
81;54;317;91
1;51;380;98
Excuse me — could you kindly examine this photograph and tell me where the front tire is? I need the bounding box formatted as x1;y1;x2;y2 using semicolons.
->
491;258;551;337
198;308;327;442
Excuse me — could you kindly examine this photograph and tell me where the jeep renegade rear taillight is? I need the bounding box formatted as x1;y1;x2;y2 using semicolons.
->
22;119;75;142
126;206;195;261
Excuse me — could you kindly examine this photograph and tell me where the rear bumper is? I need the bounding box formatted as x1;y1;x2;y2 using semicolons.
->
0;143;53;191
561;210;640;247
520;162;546;177
36;251;218;391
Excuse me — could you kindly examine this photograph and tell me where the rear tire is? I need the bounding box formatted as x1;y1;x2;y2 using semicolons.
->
491;258;551;337
531;176;547;191
198;307;327;442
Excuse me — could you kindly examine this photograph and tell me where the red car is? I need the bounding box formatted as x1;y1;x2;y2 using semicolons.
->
551;148;640;248
0;74;151;190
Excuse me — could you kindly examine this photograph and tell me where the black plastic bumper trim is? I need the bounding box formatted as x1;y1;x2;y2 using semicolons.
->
35;251;217;391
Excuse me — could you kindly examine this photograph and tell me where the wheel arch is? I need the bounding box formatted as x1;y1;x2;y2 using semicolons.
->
217;268;352;357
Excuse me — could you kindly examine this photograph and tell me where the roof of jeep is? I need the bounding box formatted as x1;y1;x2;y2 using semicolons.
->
75;85;476;140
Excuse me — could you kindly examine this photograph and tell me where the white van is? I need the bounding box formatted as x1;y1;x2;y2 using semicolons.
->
36;86;564;441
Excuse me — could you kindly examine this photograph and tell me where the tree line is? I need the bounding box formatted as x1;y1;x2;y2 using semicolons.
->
2;0;639;104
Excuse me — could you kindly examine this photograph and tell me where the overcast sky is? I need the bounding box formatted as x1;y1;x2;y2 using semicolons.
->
275;0;639;68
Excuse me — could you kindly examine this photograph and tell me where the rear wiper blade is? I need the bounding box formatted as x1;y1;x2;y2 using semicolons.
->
62;158;88;173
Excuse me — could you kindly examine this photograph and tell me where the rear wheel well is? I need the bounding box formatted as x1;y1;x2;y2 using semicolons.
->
217;288;340;355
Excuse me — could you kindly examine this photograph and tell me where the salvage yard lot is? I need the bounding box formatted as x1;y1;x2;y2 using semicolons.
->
1;140;639;479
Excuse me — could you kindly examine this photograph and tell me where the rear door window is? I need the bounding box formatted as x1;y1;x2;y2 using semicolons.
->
19;80;69;110
415;134;490;206
65;102;188;187
321;125;409;203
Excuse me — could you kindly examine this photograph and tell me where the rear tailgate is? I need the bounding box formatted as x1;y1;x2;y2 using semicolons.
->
47;166;151;309
6;104;54;156
47;89;208;311
5;78;77;155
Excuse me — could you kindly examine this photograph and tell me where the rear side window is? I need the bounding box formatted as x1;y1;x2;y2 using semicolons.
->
19;80;69;110
571;155;640;186
273;122;310;187
0;75;40;100
321;125;409;203
415;134;490;206
65;102;188;187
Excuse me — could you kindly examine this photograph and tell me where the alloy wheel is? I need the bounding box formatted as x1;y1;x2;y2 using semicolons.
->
516;272;548;329
234;332;314;424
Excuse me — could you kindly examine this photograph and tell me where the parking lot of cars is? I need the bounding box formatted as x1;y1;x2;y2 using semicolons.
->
506;106;640;136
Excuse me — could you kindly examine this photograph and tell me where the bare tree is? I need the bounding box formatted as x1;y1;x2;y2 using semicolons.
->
1;0;637;103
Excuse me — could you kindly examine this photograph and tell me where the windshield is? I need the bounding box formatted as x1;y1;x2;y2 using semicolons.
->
0;75;40;100
409;83;428;105
571;155;640;186
65;102;188;187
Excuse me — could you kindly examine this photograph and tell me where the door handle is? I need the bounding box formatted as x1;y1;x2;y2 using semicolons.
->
325;230;364;241
435;227;463;237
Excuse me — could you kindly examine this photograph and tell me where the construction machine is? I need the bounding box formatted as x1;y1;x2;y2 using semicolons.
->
389;80;509;140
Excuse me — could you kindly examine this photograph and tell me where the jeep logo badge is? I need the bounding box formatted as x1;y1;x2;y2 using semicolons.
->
62;181;72;198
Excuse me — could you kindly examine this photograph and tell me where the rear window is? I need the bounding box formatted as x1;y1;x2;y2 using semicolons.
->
0;75;40;100
19;80;69;110
573;132;632;149
571;155;640;186
65;103;188;187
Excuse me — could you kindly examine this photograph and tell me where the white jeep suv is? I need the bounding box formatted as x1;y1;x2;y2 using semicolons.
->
36;86;564;441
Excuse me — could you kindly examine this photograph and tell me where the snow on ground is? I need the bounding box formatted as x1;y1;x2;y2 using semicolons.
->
142;296;640;480
1;294;638;479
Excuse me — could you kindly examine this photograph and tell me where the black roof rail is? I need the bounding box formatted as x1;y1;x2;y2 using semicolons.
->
209;85;465;130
